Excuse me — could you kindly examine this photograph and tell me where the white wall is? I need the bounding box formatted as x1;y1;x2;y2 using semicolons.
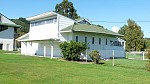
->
29;21;58;40
21;42;38;55
58;15;75;41
71;32;124;51
21;41;62;58
0;28;14;51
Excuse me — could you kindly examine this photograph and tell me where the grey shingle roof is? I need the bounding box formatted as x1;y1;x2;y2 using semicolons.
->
61;23;123;36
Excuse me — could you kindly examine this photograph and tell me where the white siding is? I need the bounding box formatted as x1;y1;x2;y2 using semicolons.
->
21;42;38;55
0;28;14;51
29;20;58;40
72;32;125;51
71;32;125;58
58;15;75;41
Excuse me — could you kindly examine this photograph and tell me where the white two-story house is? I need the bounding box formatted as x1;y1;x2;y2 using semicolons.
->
17;11;125;59
0;13;20;51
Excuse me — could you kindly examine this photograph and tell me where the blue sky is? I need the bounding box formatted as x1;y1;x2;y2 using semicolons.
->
0;0;150;37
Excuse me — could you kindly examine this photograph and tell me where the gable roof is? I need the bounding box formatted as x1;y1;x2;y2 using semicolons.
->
26;11;75;22
61;23;123;37
0;13;21;28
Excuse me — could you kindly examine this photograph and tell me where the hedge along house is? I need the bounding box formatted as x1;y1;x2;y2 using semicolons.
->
0;13;21;51
17;11;125;59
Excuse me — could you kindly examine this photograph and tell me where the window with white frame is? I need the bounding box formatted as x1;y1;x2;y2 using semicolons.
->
31;18;57;27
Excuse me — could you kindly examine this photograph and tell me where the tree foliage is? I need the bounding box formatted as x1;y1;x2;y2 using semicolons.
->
55;0;80;19
59;41;87;61
11;17;30;48
144;38;150;49
11;17;30;35
118;19;144;51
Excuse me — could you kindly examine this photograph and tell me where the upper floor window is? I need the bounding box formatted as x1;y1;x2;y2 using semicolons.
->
85;37;87;43
99;38;101;45
92;37;94;44
46;19;53;24
76;36;78;42
31;18;57;27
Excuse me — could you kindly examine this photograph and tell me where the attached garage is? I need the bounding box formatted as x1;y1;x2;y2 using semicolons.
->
18;38;62;58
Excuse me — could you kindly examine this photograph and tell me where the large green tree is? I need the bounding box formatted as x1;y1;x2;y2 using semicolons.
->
55;0;80;19
118;19;144;51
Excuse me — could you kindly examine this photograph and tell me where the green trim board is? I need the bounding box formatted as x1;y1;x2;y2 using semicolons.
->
61;23;123;37
0;22;21;28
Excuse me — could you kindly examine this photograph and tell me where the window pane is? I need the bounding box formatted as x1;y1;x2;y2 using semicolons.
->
92;37;94;44
99;38;101;45
85;37;87;43
76;36;78;42
106;39;107;45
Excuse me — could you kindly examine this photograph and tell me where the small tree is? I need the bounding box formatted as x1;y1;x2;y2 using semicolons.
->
89;50;101;64
59;41;87;61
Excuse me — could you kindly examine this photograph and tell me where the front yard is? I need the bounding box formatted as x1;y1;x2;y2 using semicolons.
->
0;51;150;84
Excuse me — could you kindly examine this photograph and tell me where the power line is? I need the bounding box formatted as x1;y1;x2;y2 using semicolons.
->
91;21;150;23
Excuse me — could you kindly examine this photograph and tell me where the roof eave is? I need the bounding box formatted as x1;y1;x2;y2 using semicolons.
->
73;30;123;37
0;22;21;28
26;11;57;21
17;38;60;42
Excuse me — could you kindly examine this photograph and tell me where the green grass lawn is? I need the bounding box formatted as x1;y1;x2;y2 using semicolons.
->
0;51;150;84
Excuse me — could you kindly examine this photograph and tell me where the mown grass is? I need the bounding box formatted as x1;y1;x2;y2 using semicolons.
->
0;51;150;84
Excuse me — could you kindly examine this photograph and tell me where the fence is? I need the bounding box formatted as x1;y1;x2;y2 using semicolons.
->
127;51;148;60
81;50;125;60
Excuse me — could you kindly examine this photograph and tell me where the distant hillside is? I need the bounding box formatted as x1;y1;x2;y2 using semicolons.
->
11;17;30;37
11;17;30;48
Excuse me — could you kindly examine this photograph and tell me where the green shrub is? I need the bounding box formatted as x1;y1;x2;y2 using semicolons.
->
146;50;150;71
59;41;87;61
89;50;101;64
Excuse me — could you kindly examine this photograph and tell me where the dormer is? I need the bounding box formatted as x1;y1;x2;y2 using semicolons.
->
75;18;91;25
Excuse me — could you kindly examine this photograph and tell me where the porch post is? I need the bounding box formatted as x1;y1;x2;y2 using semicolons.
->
44;45;46;57
25;42;27;55
124;42;126;50
30;42;32;56
51;46;53;58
